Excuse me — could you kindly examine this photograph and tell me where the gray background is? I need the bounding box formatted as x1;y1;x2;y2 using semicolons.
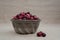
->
0;0;60;24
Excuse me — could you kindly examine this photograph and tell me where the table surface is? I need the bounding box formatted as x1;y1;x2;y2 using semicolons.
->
0;23;60;40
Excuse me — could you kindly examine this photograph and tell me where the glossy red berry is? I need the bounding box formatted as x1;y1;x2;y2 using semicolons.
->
26;12;30;14
42;33;46;37
33;15;38;20
26;14;31;19
19;15;23;19
30;16;34;20
15;15;20;19
37;31;43;37
37;31;46;37
26;14;30;17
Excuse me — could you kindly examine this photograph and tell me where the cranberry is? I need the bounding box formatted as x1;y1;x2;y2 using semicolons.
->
13;12;39;20
19;15;23;19
23;14;30;19
20;12;25;16
15;15;20;19
33;15;38;20
42;33;46;37
30;16;34;20
26;15;31;19
26;14;30;17
26;12;30;14
37;31;46;37
37;31;43;37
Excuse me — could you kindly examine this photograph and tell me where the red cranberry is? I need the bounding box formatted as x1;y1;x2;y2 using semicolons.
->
26;14;30;17
13;12;39;20
37;31;46;37
26;15;31;18
33;15;38;20
24;14;30;19
37;31;43;37
19;15;23;19
26;12;30;14
30;16;34;20
15;15;20;19
42;33;46;37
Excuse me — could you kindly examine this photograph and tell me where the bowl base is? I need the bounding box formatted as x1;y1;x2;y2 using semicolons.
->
15;32;35;35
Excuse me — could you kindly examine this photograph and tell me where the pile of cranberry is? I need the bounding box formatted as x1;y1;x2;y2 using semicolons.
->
13;12;38;20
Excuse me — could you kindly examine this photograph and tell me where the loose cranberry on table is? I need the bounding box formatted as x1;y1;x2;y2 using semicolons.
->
42;33;46;37
37;31;46;37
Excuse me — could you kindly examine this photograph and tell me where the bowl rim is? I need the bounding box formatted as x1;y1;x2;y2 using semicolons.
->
11;18;41;21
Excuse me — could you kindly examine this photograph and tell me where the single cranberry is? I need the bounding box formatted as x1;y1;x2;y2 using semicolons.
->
26;14;30;17
27;15;31;18
33;15;38;20
15;15;20;19
24;14;30;19
42;33;46;37
30;16;34;20
26;12;30;14
37;31;43;37
37;33;42;37
19;15;23;19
